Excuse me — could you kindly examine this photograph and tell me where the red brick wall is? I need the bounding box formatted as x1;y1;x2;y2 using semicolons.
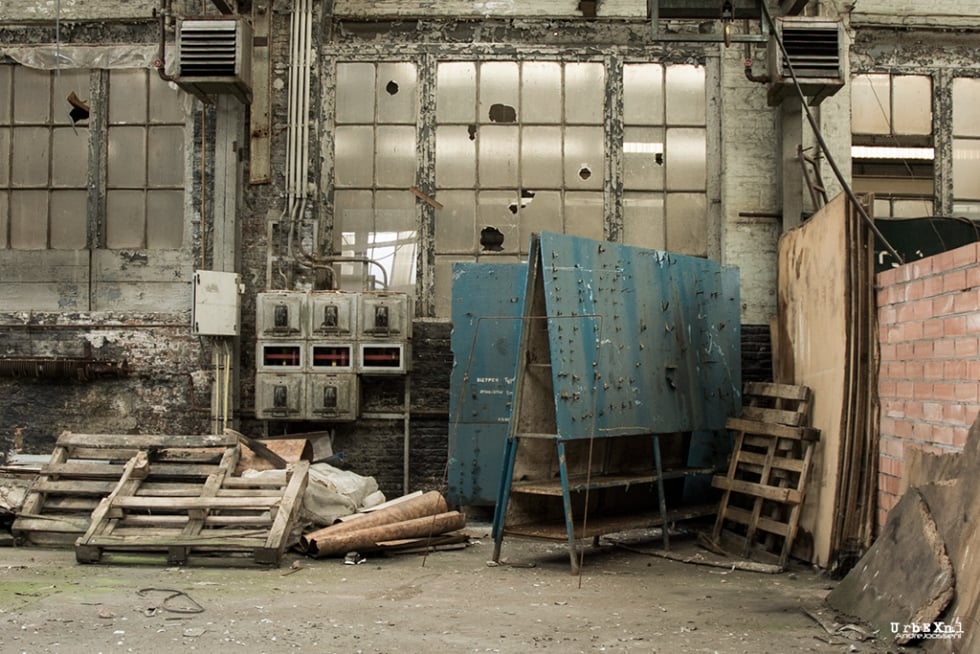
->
876;242;980;527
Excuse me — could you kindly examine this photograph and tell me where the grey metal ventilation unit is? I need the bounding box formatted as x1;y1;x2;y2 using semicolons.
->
768;16;845;107
176;17;252;105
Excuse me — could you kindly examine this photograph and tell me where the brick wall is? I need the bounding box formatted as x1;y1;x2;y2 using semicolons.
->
876;242;980;527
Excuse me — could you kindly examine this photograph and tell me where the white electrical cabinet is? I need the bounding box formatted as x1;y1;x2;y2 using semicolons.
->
254;290;412;421
192;270;243;336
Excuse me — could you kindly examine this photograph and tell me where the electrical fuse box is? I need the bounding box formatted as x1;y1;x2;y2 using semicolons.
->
310;291;357;338
357;292;412;340
308;374;359;421
257;291;306;339
359;342;410;374
310;343;354;372
257;342;304;371
192;270;243;336
255;373;305;419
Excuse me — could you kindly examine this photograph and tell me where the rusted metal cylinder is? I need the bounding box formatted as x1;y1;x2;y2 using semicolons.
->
305;511;466;558
302;490;448;544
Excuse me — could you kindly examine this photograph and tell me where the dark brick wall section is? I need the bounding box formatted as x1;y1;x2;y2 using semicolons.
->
741;323;773;383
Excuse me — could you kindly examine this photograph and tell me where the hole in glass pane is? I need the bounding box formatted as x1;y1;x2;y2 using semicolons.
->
579;165;592;180
488;103;517;123
385;80;399;95
468;124;477;140
480;226;504;251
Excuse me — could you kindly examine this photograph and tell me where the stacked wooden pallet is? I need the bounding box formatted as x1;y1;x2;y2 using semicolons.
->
13;432;308;566
706;382;819;570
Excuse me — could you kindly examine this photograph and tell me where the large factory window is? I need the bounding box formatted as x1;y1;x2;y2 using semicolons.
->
952;77;980;220
105;69;185;249
850;73;935;218
622;63;707;255
334;62;419;295
0;65;186;251
0;65;90;249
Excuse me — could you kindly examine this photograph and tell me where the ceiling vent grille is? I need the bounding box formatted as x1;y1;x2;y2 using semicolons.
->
176;18;252;104
768;17;845;107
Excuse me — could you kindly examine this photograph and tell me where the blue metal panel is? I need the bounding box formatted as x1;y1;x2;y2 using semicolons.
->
535;232;741;440
447;262;527;505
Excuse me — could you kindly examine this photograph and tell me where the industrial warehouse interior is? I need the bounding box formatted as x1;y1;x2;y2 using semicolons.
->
1;1;979;652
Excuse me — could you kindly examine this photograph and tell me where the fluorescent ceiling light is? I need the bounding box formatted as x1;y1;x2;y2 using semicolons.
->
624;141;664;154
851;145;935;160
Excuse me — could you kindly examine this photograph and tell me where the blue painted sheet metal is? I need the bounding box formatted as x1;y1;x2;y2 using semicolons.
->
535;232;741;440
448;262;527;505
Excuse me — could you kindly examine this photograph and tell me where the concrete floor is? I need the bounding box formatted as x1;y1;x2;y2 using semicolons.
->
0;527;902;654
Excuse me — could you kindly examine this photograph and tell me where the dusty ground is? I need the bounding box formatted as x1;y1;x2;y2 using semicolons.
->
0;528;903;654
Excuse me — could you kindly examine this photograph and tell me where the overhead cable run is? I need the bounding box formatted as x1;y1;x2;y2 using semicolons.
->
759;2;904;266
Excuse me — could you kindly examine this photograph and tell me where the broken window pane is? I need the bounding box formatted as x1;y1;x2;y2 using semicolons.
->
10;190;48;248
336;63;376;124
479;62;519;124
435;125;476;187
50;189;88;249
108;126;147;188
109;69;148;125
665;65;705;126
518;190;562;252
477;190;519;253
565;63;604;124
52;69;89;128
436;62;476;124
564;126;603;190
953;78;980;138
106;189;145;248
377;62;417;124
624;64;664;126
522;62;561;124
623;126;665;191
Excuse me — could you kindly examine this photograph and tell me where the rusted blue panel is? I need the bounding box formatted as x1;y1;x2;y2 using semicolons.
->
447;262;526;506
535;232;741;439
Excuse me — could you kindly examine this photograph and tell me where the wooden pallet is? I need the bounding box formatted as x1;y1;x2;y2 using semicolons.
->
707;382;819;569
75;460;308;566
13;432;239;547
13;431;309;566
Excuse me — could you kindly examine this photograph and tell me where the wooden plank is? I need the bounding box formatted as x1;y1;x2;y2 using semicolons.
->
42;461;224;478
737;450;806;473
111;496;282;510
721;506;792;537
739;406;806;427
58;432;237;449
742;382;811;402
725;418;816;441
257;461;309;564
76;452;151;563
711;476;802;504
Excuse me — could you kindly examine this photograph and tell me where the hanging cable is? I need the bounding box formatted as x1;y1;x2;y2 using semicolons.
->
761;4;904;265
